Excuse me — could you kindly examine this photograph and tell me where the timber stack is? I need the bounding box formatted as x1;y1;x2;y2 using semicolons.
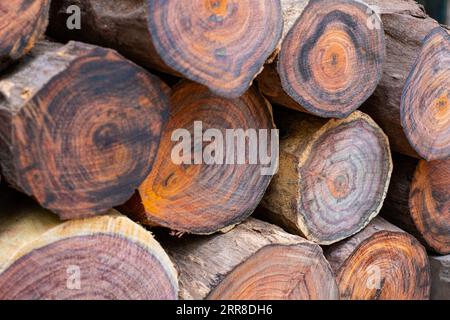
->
0;0;447;300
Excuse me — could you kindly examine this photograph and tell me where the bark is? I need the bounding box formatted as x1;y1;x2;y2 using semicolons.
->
0;41;169;219
162;218;338;300
260;108;392;245
48;0;283;98
430;255;450;300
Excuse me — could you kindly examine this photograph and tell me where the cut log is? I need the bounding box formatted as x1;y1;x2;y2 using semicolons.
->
429;255;450;300
48;0;283;98
401;28;450;161
0;192;178;300
0;0;49;70
257;0;385;118
260;109;392;245
162;218;338;300
119;81;275;234
0;41;169;219
325;217;431;300
359;0;446;158
382;154;450;254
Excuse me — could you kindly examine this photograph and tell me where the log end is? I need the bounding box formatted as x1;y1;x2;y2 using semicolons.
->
0;212;178;299
122;81;275;234
146;0;283;98
278;0;385;118
332;230;430;300
410;159;450;254
297;112;392;244
3;41;169;219
401;27;450;160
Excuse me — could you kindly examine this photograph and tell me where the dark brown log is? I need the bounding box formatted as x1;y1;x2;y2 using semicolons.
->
258;0;385;118
360;0;446;158
162;218;338;300
401;28;450;160
429;255;450;300
119;81;275;234
0;191;178;300
0;1;49;70
0;41;169;220
260;108;392;245
325;217;431;300
382;154;450;254
48;0;283;98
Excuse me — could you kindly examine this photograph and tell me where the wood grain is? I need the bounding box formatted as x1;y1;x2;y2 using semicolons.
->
0;41;169;219
401;28;450;161
0;192;178;300
382;154;450;254
258;0;385;118
120;81;275;234
261;109;392;245
326;217;430;300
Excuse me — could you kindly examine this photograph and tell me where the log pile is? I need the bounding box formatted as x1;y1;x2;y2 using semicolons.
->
0;0;447;300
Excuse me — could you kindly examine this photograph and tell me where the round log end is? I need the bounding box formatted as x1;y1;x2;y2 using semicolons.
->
147;0;283;98
278;0;385;118
0;0;49;69
207;243;338;300
410;159;450;254
298;112;392;244
11;42;169;219
121;81;275;234
0;215;178;300
335;231;430;300
401;27;450;161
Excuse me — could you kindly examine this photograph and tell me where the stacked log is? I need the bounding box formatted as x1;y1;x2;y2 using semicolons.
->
48;0;283;98
325;217;430;300
0;0;49;70
259;0;386;118
382;154;449;254
0;41;169;220
360;0;448;159
162;218;338;300
260;108;392;245
119;81;275;234
0;192;178;300
0;0;446;302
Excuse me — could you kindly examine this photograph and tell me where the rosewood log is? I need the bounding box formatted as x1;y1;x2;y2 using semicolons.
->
48;0;283;98
0;0;49;70
163;218;338;300
325;217;431;300
382;154;450;254
0;41;169;219
360;0;446;158
258;0;385;118
260;109;392;245
401;28;450;160
119;81;275;234
0;192;178;300
429;255;450;300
